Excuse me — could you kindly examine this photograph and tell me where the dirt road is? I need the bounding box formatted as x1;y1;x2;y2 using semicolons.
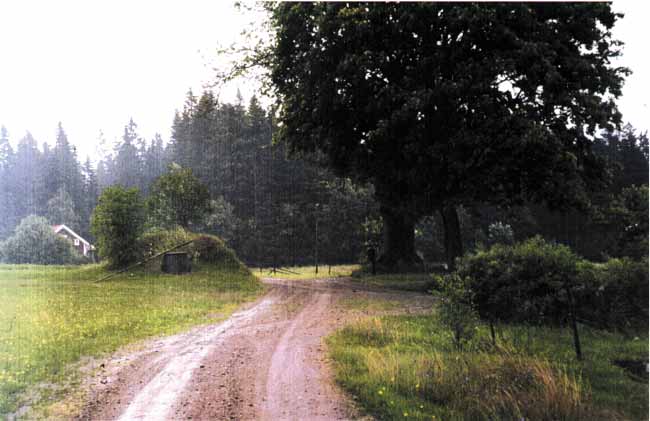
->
78;278;434;421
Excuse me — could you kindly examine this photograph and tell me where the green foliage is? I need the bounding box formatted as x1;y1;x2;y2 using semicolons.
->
437;274;479;350
456;237;582;325
0;215;83;265
91;186;145;269
487;221;514;246
457;236;648;333
577;258;649;331
263;3;628;266
603;184;648;259
147;164;210;228
201;197;238;242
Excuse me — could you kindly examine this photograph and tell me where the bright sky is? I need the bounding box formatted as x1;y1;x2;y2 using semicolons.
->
0;1;647;162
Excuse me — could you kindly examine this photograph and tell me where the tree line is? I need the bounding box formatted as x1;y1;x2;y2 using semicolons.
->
0;89;646;267
0;93;379;267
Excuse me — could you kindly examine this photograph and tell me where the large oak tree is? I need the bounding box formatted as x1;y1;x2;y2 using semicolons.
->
262;3;628;269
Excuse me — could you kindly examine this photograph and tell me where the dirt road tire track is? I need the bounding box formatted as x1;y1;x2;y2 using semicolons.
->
78;278;434;420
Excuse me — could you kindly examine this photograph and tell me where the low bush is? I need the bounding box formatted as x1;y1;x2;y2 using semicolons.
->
456;236;581;326
577;258;648;331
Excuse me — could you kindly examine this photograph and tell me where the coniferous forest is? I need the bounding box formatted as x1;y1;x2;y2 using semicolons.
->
0;89;647;267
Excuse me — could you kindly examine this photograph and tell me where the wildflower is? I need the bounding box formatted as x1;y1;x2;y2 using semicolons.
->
378;390;384;395
403;412;409;417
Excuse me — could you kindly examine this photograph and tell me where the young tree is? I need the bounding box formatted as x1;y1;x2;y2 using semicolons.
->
254;3;628;269
91;186;145;268
147;165;210;228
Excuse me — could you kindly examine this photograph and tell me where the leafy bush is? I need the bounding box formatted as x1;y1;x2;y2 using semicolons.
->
487;221;514;246
577;258;648;331
91;186;145;269
600;184;648;259
0;215;86;264
456;236;581;325
437;274;479;350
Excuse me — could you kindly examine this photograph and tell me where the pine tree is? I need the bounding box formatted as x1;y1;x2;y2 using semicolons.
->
81;157;99;238
44;123;84;217
113;119;143;189
10;132;45;219
0;126;16;238
46;187;81;232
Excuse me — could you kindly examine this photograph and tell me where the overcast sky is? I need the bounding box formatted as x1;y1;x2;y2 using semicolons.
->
0;1;647;161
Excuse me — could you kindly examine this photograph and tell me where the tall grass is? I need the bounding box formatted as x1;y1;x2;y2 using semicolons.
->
328;315;647;420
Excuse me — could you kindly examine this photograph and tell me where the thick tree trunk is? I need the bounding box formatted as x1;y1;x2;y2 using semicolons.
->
377;206;423;271
440;204;463;271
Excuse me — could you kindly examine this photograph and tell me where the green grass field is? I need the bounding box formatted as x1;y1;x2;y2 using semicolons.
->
0;263;264;417
328;312;648;420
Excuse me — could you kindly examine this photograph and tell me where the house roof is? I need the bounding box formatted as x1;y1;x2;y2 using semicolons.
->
52;224;92;247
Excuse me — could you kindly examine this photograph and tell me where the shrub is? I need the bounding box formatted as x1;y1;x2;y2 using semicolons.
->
437;274;479;350
456;236;581;325
577;258;648;331
487;221;514;246
0;215;84;264
91;186;145;269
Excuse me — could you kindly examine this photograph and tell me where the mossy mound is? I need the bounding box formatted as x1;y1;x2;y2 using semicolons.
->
135;227;246;272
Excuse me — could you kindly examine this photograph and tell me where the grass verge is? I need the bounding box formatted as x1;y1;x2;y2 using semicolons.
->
0;263;264;417
328;312;648;420
350;272;436;293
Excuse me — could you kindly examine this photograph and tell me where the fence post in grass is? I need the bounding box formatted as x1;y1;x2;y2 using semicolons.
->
566;284;582;360
490;320;496;347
